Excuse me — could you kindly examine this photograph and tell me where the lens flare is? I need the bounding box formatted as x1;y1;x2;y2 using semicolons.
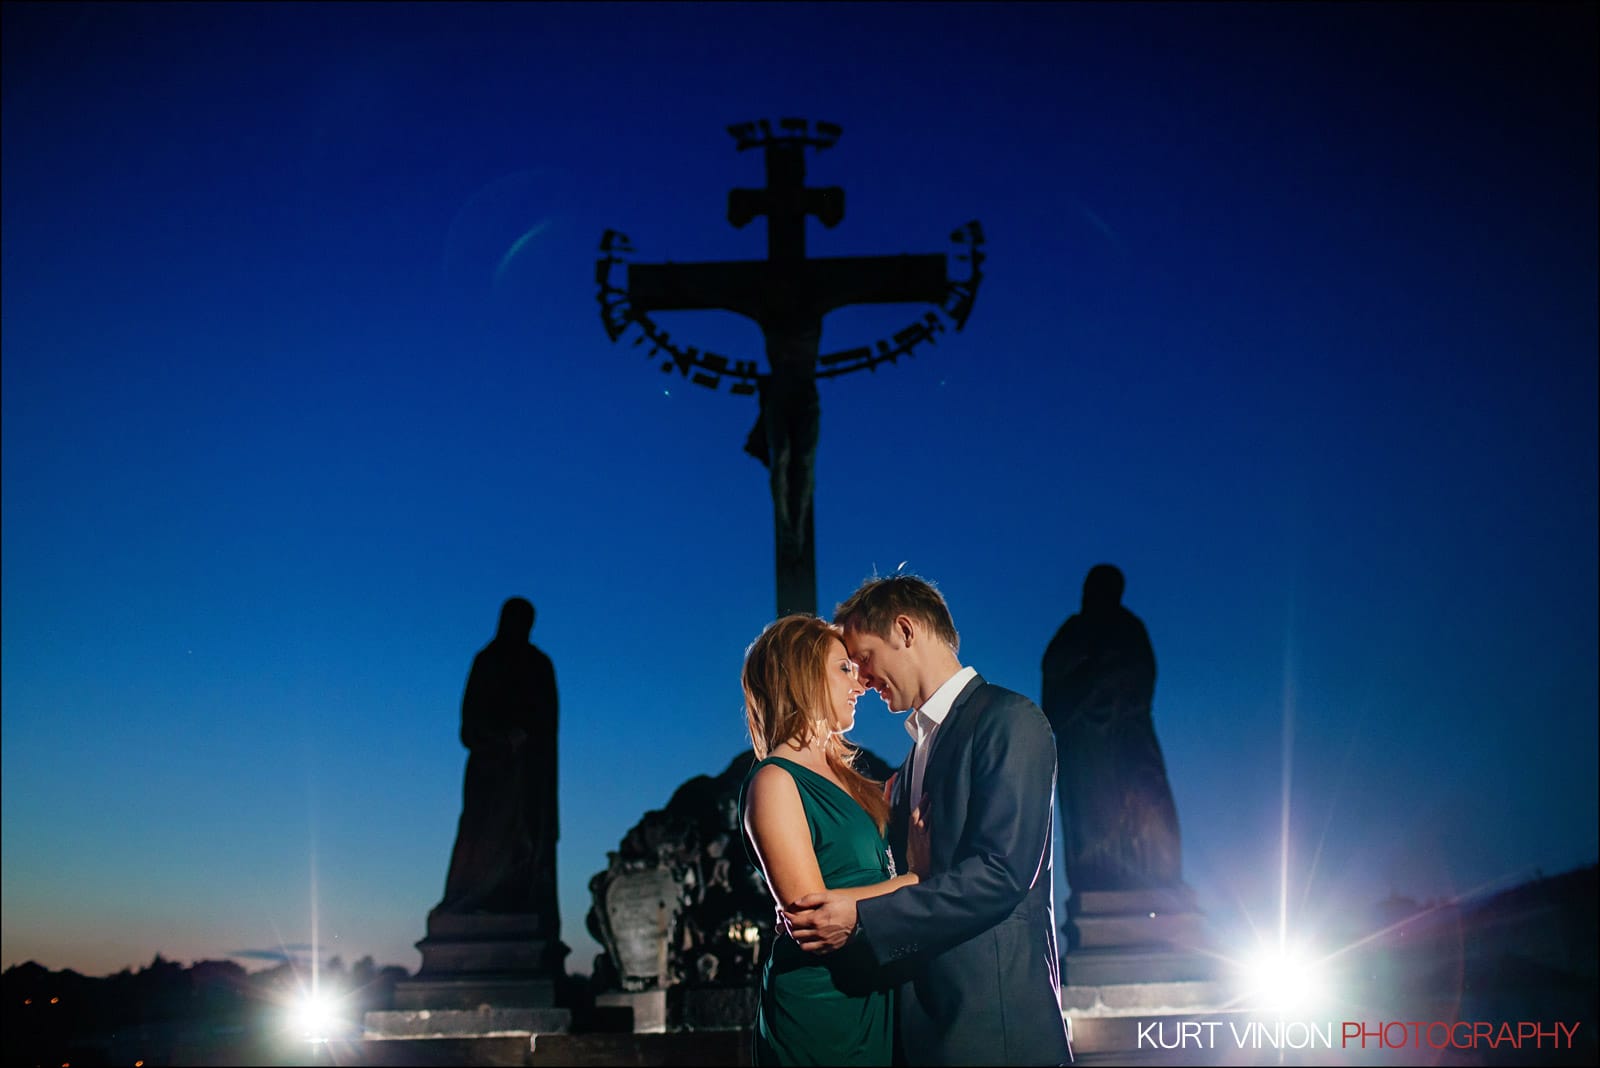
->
289;989;341;1042
1239;942;1328;1014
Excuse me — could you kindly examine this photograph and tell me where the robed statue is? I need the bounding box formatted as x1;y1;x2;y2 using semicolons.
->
432;596;561;938
1042;565;1182;893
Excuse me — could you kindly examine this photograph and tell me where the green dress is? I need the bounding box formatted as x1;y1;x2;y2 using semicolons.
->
739;756;895;1067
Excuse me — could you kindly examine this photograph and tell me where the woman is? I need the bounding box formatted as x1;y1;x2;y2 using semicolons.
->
739;614;920;1066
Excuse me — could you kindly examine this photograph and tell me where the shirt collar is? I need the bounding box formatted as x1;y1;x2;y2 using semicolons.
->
904;665;978;743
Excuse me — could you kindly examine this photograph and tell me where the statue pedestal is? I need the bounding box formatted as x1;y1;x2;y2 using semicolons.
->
1061;887;1230;1059
673;985;760;1031
594;990;668;1033
365;911;571;1054
406;911;567;981
1067;887;1206;942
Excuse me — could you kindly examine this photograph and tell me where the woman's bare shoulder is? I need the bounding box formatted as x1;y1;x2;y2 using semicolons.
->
747;760;801;802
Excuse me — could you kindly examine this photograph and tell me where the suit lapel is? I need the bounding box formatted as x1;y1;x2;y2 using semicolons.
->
886;745;914;856
919;675;989;873
923;673;985;788
893;747;915;806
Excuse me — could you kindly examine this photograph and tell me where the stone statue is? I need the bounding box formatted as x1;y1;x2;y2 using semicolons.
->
433;596;560;938
587;752;768;993
1042;565;1182;893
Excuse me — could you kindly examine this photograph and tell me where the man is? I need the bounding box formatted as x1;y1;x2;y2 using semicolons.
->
785;575;1071;1065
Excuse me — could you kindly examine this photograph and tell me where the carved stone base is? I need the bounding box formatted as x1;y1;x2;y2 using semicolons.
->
393;977;558;1011
362;1031;753;1066
1074;908;1208;949
414;938;560;976
1061;976;1232;1016
412;911;565;976
366;909;571;1043
364;1006;573;1040
1061;885;1222;999
1063;945;1222;987
1067;887;1207;947
671;985;759;1032
594;990;667;1033
1061;885;1232;1060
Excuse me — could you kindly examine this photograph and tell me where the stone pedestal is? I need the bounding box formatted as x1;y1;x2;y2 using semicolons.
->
1066;887;1206;946
361;1030;753;1066
365;911;571;1050
409;911;566;979
672;985;759;1031
364;1005;575;1039
594;990;667;1034
1061;886;1229;1060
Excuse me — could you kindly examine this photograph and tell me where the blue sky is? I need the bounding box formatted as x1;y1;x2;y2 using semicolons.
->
3;1;1595;978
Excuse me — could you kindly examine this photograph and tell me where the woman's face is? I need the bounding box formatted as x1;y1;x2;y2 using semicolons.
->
823;637;866;735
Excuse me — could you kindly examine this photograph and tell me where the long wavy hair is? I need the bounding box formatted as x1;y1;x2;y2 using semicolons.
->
742;614;890;833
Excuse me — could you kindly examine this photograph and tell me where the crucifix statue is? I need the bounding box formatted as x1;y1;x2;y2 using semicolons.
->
597;118;984;617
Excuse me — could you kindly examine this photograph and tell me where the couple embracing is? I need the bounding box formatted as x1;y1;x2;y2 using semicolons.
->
739;574;1072;1066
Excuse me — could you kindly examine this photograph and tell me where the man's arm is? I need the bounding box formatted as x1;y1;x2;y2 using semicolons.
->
787;694;1056;962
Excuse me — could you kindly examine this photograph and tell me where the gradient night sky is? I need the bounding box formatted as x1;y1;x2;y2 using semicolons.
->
3;2;1595;980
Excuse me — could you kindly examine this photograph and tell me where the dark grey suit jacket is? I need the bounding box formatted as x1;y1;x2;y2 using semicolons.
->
856;675;1071;1066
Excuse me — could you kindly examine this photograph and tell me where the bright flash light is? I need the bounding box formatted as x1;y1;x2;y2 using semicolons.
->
1239;943;1328;1014
288;990;340;1042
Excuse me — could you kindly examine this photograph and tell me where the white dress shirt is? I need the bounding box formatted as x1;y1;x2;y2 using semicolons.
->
906;665;977;809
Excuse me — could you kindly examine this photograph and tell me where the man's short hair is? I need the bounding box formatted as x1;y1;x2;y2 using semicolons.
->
833;573;960;654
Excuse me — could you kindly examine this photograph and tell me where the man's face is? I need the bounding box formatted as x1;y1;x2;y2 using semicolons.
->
842;623;915;714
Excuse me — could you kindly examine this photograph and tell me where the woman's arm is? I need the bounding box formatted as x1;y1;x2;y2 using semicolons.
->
830;873;919;903
744;764;916;908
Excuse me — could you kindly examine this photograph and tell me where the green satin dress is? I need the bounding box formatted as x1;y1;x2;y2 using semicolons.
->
740;756;896;1066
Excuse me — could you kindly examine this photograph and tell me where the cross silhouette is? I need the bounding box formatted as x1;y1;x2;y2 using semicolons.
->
610;120;960;617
